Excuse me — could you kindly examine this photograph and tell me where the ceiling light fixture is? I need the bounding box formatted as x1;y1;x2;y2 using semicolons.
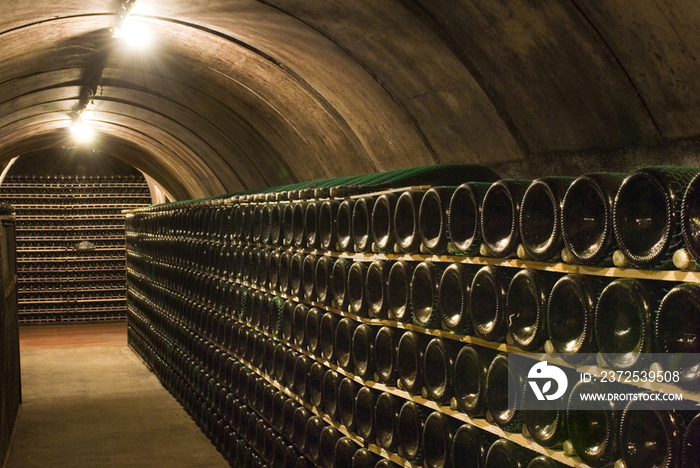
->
114;19;152;48
70;120;95;144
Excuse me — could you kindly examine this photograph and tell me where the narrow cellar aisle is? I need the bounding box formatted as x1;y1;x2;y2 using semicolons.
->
6;323;229;468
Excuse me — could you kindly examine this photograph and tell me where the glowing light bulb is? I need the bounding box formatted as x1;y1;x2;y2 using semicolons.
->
71;121;95;143
115;19;152;48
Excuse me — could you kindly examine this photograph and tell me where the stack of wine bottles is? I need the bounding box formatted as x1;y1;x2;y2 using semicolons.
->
126;164;700;468
1;175;152;323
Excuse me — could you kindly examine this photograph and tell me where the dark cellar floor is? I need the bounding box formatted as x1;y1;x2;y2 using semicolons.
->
7;323;228;468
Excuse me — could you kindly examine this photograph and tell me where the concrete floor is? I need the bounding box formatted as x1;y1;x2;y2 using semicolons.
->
6;323;229;468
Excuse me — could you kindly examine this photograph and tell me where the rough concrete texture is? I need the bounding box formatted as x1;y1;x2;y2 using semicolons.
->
7;323;229;468
3;1;700;198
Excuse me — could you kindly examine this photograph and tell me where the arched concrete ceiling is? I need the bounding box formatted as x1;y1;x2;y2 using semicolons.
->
1;0;699;199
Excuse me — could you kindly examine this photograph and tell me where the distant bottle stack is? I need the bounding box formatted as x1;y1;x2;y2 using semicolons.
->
2;173;152;323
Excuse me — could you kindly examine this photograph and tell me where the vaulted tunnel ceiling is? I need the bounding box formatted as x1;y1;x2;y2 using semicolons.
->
1;1;700;200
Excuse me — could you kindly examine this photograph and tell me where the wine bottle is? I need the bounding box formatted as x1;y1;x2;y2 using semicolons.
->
280;300;295;343
506;269;557;351
566;381;620;467
355;387;378;442
259;204;272;245
423;338;458;405
546;274;603;362
352;448;379;468
394;190;425;253
291;406;311;449
283;398;301;440
304;416;327;462
222;245;234;280
353;197;375;253
397;331;425;395
295;454;311;468
387;261;416;322
304;307;322;356
292;303;308;348
254;419;268;454
484;439;531;468
337;200;355;252
526;457;562;468
245;328;258;362
253;377;267;413
447;182;491;256
259;298;273;336
292;202;308;248
337;378;361;432
304;202;319;249
224;426;236;463
308;362;325;408
252;204;264;243
485;354;523;432
438;263;474;334
452;345;496;417
366;261;390;319
278;251;292;294
236;440;252;468
334;437;358;468
240;247;252;284
375;459;400;468
236;365;251;403
318;200;340;251
352;324;376;380
253;333;267;369
282;204;295;246
411;261;444;329
419;187;455;254
422;412;455;468
452;424;488;468
519;178;573;261
289;252;305;297
285;446;302;468
234;401;248;438
322;368;342;421
271;391;288;433
319;426;342;468
348;262;369;317
262;385;275;423
269;204;284;246
595;278;665;370
293;355;311;402
319;312;340;362
372;194;397;252
397;400;428;463
619;400;684;468
302;254;318;301
614;167;699;268
273;436;289;468
655;283;700;390
270;296;285;343
335;317;358;372
331;258;352;311
682;412;700;468
681;172;700;264
233;205;245;241
375;392;402;451
314;256;334;305
470;266;513;343
480;179;531;258
521;376;568;448
243;205;255;242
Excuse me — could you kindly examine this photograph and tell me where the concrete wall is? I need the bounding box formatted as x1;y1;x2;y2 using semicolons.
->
0;1;699;198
